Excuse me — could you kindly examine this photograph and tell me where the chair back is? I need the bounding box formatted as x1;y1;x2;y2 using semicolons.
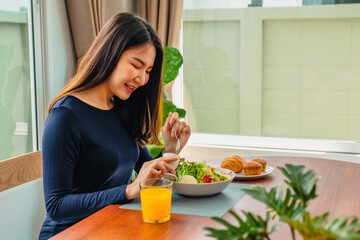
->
0;151;42;191
0;151;45;240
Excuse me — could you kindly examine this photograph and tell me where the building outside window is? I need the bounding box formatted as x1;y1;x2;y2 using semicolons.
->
0;0;37;161
179;0;360;154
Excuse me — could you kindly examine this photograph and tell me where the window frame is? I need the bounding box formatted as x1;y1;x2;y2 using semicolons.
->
30;0;46;150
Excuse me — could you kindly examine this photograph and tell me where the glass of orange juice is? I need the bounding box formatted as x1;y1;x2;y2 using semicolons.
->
139;178;173;224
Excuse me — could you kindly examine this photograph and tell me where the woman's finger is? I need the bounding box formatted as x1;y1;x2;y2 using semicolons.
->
163;112;173;131
156;157;178;174
150;168;161;178
153;157;174;173
163;161;177;174
172;120;191;138
175;121;188;137
183;125;191;137
169;112;179;126
171;121;180;138
152;162;166;175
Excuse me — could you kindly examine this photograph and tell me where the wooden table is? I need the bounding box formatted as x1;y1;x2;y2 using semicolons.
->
51;156;360;240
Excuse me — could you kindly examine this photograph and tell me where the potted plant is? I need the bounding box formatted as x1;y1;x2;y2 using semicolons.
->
205;164;360;240
147;46;185;157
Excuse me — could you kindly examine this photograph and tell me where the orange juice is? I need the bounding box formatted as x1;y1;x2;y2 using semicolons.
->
140;185;172;223
139;178;173;223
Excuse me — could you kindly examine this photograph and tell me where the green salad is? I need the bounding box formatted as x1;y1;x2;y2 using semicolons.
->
175;159;230;183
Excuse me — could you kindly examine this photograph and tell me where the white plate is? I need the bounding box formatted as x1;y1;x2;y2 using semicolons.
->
234;166;274;180
173;167;235;197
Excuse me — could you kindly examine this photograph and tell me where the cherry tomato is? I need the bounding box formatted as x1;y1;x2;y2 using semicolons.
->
203;174;211;183
211;167;215;172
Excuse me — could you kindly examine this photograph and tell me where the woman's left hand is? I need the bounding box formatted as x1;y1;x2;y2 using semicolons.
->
162;112;191;154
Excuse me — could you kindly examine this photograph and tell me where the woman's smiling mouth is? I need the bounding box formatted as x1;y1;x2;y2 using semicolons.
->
125;84;135;93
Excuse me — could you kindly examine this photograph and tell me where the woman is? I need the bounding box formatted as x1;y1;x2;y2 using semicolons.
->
39;13;191;239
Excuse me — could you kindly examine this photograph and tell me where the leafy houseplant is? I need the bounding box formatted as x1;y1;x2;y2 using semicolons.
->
146;46;186;157
161;46;186;124
205;164;360;240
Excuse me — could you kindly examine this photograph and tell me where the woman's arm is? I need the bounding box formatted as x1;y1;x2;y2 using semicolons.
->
42;107;131;221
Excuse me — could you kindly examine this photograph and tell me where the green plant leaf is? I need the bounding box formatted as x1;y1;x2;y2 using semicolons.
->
324;216;360;240
146;144;164;158
131;170;137;182
203;228;237;240
175;107;186;119
162;100;177;125
162;100;186;126
287;212;334;239
278;164;320;207
162;46;183;85
146;136;164;158
242;184;305;222
204;210;275;240
286;213;360;240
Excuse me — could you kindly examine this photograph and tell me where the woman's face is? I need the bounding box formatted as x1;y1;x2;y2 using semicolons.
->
107;43;156;100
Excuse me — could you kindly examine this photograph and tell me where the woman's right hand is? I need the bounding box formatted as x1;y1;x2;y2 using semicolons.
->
125;156;178;200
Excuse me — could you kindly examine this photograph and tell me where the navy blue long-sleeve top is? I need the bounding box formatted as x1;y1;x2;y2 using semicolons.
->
39;95;155;239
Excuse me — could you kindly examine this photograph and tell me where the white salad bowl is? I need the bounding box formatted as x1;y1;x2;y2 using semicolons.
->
173;167;235;197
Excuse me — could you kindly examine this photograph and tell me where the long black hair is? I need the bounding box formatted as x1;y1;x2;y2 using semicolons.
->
49;13;164;145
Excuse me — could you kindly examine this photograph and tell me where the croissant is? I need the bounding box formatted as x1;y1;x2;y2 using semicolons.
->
221;155;246;173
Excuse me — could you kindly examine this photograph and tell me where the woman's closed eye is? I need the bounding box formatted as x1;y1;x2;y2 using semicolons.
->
131;61;152;74
131;63;140;69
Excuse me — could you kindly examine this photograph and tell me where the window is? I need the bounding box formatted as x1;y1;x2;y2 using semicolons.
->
0;0;37;160
179;0;360;153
